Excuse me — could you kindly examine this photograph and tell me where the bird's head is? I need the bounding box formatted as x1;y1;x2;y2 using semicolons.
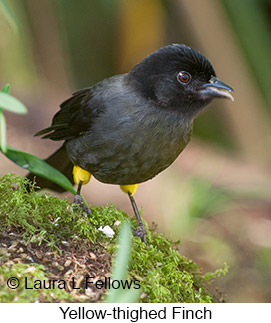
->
129;44;234;117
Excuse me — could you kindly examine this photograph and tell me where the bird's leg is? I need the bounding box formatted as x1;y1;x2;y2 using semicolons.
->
128;193;146;244
72;166;92;215
120;184;146;243
76;180;83;195
73;181;92;215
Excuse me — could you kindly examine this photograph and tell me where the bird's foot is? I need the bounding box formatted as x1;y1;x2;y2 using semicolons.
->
73;194;92;216
132;225;147;244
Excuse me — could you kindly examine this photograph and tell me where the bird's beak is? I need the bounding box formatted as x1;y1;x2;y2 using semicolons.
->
198;76;234;101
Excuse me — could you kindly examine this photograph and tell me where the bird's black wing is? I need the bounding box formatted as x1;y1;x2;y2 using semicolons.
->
35;87;101;141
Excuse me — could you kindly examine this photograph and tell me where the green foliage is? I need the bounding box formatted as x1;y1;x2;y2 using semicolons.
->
0;174;220;303
0;90;27;114
203;263;229;281
105;221;141;302
1;84;10;93
0;84;10;153
0;174;126;246
129;230;214;303
0;83;75;195
0;83;27;153
109;221;132;283
0;111;6;154
3;146;76;195
0;264;72;302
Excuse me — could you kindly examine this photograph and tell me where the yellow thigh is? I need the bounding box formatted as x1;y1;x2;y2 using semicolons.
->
73;165;91;185
120;184;138;196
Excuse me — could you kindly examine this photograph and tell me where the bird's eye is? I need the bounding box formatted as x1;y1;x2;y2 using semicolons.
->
177;71;191;84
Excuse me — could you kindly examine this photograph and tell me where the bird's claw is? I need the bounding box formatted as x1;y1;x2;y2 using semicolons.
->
73;194;92;216
132;226;147;244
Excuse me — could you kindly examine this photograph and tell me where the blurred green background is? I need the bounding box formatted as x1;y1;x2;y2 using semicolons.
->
0;0;270;302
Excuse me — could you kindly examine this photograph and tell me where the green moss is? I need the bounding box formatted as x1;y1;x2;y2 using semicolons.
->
0;263;72;302
0;174;223;302
130;234;213;302
0;174;127;246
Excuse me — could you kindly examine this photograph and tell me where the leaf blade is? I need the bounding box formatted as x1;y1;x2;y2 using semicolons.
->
0;112;7;153
2;146;76;194
0;92;27;114
105;221;140;303
1;83;10;94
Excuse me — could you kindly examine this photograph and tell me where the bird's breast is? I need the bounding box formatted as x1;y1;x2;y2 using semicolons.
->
66;99;192;185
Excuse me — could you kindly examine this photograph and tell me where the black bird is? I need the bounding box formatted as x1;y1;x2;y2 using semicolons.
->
27;44;234;243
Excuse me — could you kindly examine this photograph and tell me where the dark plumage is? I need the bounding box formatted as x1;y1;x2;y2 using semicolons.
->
31;44;233;187
27;44;234;241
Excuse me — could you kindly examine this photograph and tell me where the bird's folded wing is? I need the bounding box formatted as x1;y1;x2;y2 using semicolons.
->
35;87;100;141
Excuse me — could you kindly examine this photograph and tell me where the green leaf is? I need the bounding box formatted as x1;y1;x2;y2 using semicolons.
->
110;221;132;282
124;289;141;303
108;288;141;303
105;221;140;303
1;83;10;94
0;92;27;114
0;84;11;153
0;112;7;153
2;146;76;194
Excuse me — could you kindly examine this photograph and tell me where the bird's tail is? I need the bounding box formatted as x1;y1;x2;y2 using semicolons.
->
26;144;74;192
